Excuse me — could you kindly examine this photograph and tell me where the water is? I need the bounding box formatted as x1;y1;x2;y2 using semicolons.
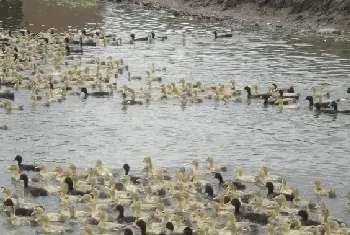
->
1;0;350;233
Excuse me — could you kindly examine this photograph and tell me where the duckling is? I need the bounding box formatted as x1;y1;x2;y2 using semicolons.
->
313;179;336;198
32;207;66;222
68;205;90;218
20;174;48;197
96;159;112;177
206;157;226;172
234;167;256;182
82;226;111;235
38;164;58;179
258;166;282;182
6;164;21;181
42;176;60;194
14;155;40;172
97;211;122;231
36;214;73;233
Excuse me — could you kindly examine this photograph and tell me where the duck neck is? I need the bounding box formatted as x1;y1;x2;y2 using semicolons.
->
234;204;240;214
333;103;338;111
67;182;74;191
267;187;274;194
246;88;251;96
118;209;124;218
23;177;29;188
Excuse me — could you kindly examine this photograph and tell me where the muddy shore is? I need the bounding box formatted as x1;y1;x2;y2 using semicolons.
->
117;0;350;39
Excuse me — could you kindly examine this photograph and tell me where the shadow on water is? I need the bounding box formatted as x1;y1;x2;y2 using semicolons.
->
0;0;105;32
0;0;23;30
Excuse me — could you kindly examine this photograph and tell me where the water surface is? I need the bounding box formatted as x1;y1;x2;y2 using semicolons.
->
1;0;350;234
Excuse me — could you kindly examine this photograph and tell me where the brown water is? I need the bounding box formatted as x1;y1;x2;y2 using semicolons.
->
1;0;350;234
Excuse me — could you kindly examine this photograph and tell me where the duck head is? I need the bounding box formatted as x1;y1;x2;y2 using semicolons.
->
213;31;217;38
166;221;174;233
3;198;14;207
265;181;274;194
19;174;29;187
130;34;135;40
183;227;193;235
64;177;74;191
306;96;314;106
124;228;133;235
214;172;224;184
231;198;241;214
204;184;214;197
115;204;125;217
135;219;147;235
297;210;309;221
347;88;350;93
272;83;277;90
81;87;88;95
123;163;130;175
14;155;23;164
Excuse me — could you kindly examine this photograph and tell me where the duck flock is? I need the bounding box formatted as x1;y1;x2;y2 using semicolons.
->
1;28;350;235
2;154;350;235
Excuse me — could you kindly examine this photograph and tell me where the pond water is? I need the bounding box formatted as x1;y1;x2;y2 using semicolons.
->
1;0;350;234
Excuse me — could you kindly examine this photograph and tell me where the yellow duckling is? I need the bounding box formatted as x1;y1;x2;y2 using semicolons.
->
97;211;121;231
258;166;282;182
7;164;21;181
292;189;310;209
38;164;58;179
206;157;226;172
263;224;275;235
234;167;256;182
275;98;299;109
42;176;60;194
36;214;72;233
81;226;110;235
95;160;112;177
313;179;336;198
32;207;66;222
3;100;24;111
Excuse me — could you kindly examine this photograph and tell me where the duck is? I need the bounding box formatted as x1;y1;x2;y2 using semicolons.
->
3;198;36;217
19;174;48;197
313;179;336;198
130;33;151;42
4;206;36;226
14;155;40;172
234;167;256;182
231;198;269;225
81;87;112;98
36;214;73;233
0;124;8;130
305;96;331;108
115;204;137;223
151;32;167;41
122;163;141;184
37;164;58;179
265;182;294;201
258;166;282;182
6;164;21;181
314;101;347;114
97;211;122;231
244;86;263;99
31;207;66;222
214;172;246;190
206;157;227;172
68;205;91;219
82;226;111;235
297;210;320;226
275;98;299;109
64;176;91;196
213;30;232;39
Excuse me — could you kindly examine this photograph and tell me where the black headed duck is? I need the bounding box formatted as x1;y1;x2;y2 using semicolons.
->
14;155;40;172
19;174;48;197
265;182;294;201
231;198;268;225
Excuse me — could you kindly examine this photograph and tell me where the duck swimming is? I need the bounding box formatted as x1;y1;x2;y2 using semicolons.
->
122;164;141;184
231;198;269;225
130;33;151;42
306;96;331;108
19;174;48;197
14;155;40;172
81;87;112;98
265;182;294;201
64;177;91;196
213;30;233;39
214;172;246;190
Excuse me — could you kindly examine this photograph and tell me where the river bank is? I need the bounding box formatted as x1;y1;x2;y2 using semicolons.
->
120;0;350;39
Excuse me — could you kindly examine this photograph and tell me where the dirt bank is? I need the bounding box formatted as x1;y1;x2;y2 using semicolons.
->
119;0;350;37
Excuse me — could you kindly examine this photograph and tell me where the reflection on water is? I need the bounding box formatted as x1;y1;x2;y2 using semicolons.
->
1;0;104;32
0;0;23;30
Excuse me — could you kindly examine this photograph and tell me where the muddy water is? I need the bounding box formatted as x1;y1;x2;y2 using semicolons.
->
1;0;350;234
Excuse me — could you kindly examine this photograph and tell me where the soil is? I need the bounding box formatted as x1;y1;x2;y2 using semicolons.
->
115;0;350;38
